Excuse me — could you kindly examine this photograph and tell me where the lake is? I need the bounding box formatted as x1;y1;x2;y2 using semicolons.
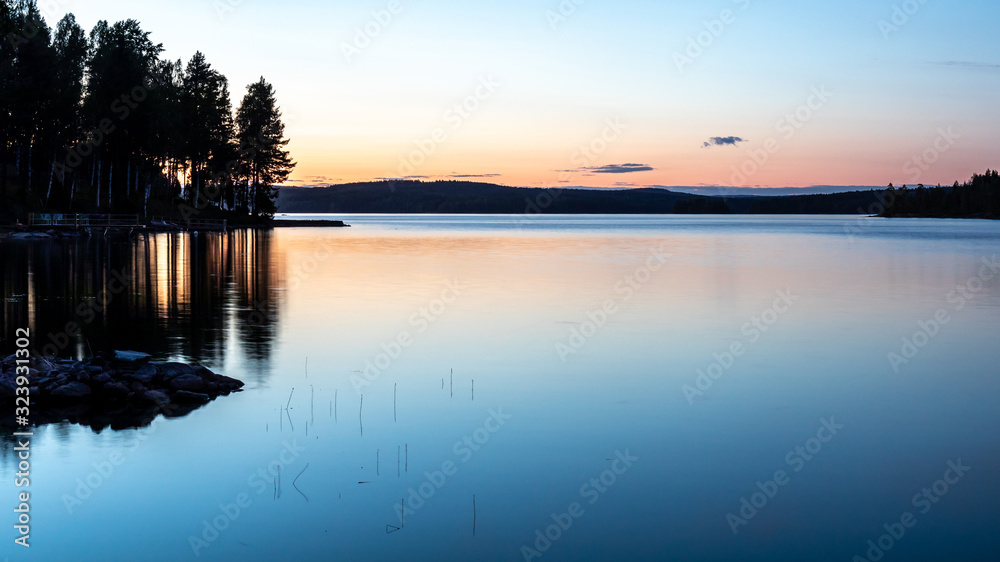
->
2;214;999;561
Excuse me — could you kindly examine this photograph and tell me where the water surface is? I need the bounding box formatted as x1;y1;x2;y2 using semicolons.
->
2;215;999;561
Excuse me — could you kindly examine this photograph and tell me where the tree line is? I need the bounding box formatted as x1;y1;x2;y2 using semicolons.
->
879;171;1000;219
0;0;294;223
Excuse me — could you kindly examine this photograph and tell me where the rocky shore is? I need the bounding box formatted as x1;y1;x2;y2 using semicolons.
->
0;351;244;430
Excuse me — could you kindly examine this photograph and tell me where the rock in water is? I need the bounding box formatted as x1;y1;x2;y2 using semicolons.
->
160;362;195;381
103;382;130;400
172;390;211;404
1;352;244;429
125;364;158;384
143;390;171;406
113;350;152;369
169;374;206;393
50;381;93;402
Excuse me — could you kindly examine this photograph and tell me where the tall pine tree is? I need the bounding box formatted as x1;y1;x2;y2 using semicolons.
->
236;78;294;218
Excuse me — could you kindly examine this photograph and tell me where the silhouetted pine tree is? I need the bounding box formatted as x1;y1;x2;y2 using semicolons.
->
236;78;294;218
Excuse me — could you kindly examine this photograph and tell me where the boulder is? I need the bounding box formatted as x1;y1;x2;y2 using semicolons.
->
161;362;194;381
50;381;93;402
124;364;158;384
103;382;130;400
37;376;59;389
169;374;205;393
113;350;152;370
216;374;245;390
172;390;211;404
142;390;171;406
91;372;112;386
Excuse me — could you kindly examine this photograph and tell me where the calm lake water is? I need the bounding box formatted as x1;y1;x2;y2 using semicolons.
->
2;214;999;561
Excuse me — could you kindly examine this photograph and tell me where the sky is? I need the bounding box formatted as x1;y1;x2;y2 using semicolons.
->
39;0;1000;190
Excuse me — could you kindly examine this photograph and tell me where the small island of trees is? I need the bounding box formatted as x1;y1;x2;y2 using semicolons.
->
0;0;295;225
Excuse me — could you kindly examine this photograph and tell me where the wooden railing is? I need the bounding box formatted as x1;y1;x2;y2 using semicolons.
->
30;213;141;227
29;214;228;231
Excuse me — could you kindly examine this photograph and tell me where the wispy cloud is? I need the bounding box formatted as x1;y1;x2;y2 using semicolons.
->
447;173;501;179
288;175;343;187
930;60;1000;70
702;136;746;148
584;163;654;174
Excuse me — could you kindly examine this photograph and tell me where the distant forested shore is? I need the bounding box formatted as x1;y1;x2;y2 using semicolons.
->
0;1;294;225
876;171;1000;220
276;172;999;218
275;180;888;215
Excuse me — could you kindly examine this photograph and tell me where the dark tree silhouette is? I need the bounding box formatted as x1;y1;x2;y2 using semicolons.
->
0;1;293;223
0;0;19;208
181;52;236;211
879;170;1000;219
236;78;295;218
48;13;87;208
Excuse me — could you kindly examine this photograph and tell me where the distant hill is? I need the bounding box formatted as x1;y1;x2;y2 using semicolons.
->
276;180;887;215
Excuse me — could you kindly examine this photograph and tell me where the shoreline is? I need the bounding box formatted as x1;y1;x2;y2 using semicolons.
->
0;218;350;238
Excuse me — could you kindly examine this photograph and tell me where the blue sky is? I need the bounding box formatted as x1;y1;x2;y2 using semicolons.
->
40;0;1000;188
